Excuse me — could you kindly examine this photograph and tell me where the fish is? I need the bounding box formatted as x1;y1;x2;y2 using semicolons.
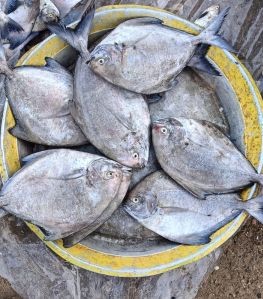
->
63;144;160;247
7;0;40;48
124;171;263;245
39;0;94;26
48;6;150;168
63;206;161;248
88;7;235;94
148;69;229;133
129;142;160;190
0;149;130;240
0;52;88;146
152;118;263;199
194;5;220;27
62;165;132;247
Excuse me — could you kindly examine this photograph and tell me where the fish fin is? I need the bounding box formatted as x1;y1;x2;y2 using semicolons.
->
173;211;240;245
188;44;221;76
44;57;67;72
21;151;52;165
1;15;24;41
61;0;95;26
177;181;208;199
174;234;211;245
47;4;95;59
39;111;71;119
244;195;263;224
7;32;39;67
4;0;20;14
63;226;94;248
193;7;236;52
145;93;164;104
9;125;27;141
123;17;163;26
254;174;263;186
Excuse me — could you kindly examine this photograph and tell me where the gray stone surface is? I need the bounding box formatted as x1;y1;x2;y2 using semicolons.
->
0;216;221;299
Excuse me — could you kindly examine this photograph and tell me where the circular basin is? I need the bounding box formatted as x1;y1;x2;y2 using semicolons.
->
0;5;262;277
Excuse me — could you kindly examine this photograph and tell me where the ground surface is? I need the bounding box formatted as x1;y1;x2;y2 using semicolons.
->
197;218;263;299
1;218;262;299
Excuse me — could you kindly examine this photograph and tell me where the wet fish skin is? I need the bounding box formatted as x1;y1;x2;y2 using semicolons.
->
124;171;263;244
148;69;229;134
8;0;39;48
152;118;263;199
72;61;150;168
63;166;132;247
48;6;150;168
89;8;234;94
3;57;87;146
129;142;160;190
0;149;128;240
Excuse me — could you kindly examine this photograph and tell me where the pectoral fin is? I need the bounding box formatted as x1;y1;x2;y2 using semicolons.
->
9;125;28;141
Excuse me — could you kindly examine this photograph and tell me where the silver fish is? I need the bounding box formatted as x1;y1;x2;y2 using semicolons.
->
124;171;263;245
0;55;87;146
48;7;150;168
8;0;39;48
194;5;220;28
63;166;132;247
0;149;130;240
39;0;94;26
129;142;160;190
152;118;263;199
89;8;234;94
148;69;229;133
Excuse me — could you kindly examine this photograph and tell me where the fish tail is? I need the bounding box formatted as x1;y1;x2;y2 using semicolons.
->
254;173;263;186
0;12;24;44
47;1;95;61
0;41;13;78
243;195;263;225
193;7;236;52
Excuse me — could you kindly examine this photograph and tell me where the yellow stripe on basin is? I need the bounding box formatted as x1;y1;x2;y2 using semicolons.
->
0;5;262;277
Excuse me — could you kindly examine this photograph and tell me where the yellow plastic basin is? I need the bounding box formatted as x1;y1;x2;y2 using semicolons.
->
0;5;262;277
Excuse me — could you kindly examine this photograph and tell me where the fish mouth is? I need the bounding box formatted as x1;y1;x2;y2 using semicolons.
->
121;166;133;176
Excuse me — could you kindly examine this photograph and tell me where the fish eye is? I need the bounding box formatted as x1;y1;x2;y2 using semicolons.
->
132;197;139;204
132;152;139;159
161;127;168;134
104;171;114;179
98;58;105;65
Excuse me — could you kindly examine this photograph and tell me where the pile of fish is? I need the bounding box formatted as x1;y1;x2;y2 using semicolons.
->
0;2;262;250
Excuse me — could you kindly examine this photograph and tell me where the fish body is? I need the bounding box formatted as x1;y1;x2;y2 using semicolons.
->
0;149;129;240
148;69;229;133
89;8;234;94
48;6;150;167
63;167;132;247
71;60;150;168
152;118;263;198
4;58;87;146
124;171;263;244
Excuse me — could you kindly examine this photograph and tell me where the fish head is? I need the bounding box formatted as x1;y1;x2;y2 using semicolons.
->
152;118;186;148
40;5;60;23
87;158;127;194
119;132;149;168
124;191;158;219
89;44;121;78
